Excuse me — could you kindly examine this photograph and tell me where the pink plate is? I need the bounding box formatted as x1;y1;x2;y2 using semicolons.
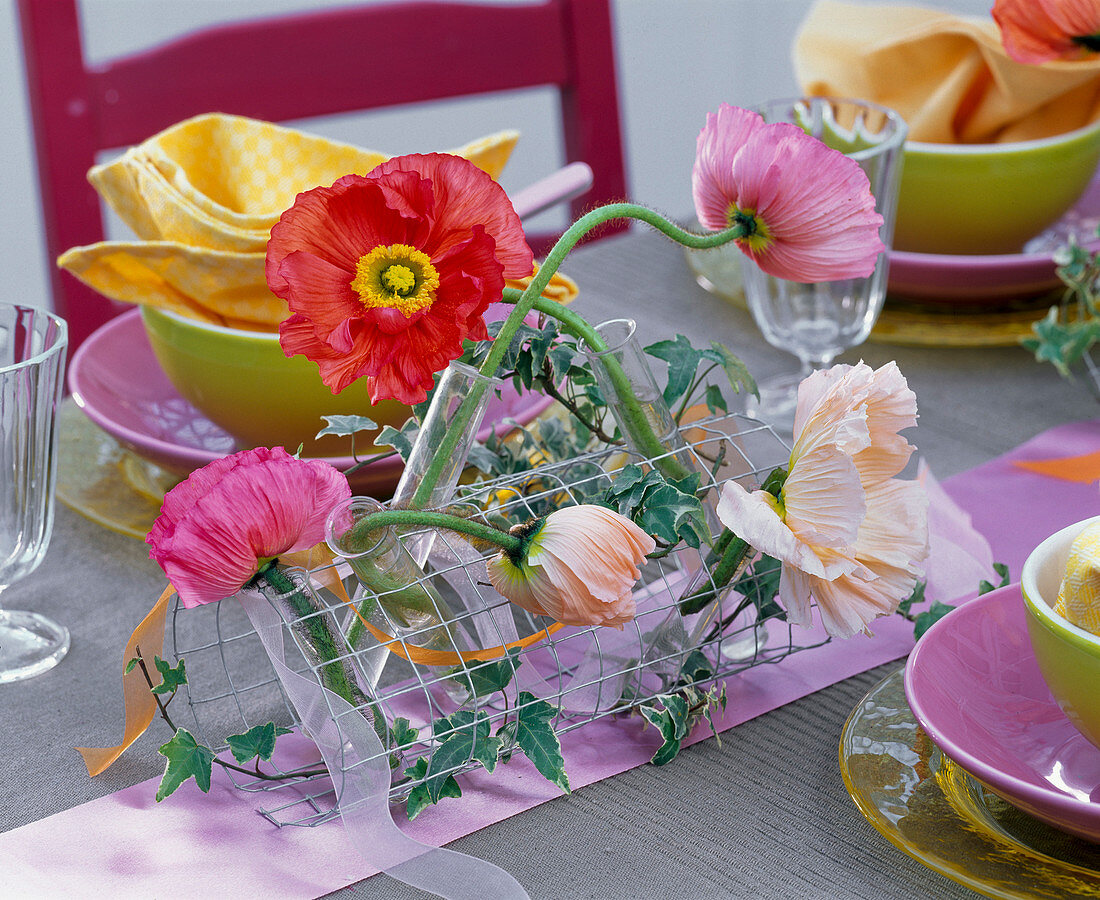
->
888;177;1100;304
68;309;553;495
905;583;1100;843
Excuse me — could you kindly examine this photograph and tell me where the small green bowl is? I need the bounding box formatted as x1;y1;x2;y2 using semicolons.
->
895;119;1100;255
141;306;410;458
1021;515;1100;751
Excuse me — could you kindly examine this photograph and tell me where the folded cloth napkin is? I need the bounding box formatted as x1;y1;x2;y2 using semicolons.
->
58;113;522;328
1056;520;1100;633
794;0;1100;143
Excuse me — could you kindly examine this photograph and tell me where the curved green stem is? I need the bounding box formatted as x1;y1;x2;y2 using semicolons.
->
530;296;691;481
342;508;523;557
408;206;746;507
678;536;751;616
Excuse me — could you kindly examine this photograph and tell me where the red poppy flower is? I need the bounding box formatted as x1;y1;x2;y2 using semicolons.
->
267;153;533;404
994;0;1100;64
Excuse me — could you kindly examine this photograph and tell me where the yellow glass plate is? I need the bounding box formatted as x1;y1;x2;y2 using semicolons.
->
840;668;1100;898
57;399;178;540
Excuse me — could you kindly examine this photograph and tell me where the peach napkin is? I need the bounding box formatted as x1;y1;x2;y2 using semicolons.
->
57;114;522;328
794;0;1100;143
1056;520;1100;634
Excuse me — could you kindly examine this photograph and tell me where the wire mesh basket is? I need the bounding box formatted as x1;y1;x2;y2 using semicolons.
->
168;411;829;827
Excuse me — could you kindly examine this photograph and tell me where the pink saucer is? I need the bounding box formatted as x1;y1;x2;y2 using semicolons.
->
68;309;552;495
905;583;1100;843
888;176;1100;304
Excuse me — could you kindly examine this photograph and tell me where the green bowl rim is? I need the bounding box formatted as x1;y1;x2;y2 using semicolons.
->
142;304;281;344
907;117;1100;155
1021;515;1100;653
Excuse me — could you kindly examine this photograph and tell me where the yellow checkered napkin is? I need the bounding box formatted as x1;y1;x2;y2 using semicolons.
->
57;113;519;327
1056;521;1100;634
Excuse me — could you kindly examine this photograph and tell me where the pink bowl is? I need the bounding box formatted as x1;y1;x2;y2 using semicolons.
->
68;309;552;497
905;583;1100;843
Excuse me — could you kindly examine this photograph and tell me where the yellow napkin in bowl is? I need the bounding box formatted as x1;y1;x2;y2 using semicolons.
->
1056;521;1100;634
794;0;1100;143
58;114;520;327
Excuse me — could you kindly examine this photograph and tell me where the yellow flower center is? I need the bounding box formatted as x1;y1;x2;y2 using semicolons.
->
729;207;773;254
351;244;439;317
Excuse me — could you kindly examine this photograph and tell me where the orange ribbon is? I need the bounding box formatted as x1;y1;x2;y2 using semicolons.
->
79;544;559;775
1014;450;1100;485
76;583;175;777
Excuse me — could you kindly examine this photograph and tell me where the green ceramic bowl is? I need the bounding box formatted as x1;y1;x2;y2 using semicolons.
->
894;119;1100;255
141;306;410;458
1021;515;1100;751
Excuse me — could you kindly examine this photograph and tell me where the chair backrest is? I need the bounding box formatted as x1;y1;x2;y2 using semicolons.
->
18;0;628;352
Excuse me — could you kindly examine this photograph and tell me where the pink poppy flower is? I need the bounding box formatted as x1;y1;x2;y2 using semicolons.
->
994;0;1100;64
692;104;884;282
486;505;656;628
715;362;928;639
268;153;533;404
147;447;351;607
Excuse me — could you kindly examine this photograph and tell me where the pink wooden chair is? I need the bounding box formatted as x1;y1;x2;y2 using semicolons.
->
18;0;628;353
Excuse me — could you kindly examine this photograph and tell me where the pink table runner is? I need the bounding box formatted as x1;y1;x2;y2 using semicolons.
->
3;419;1098;898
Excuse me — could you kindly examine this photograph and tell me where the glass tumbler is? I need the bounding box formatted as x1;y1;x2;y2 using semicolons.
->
741;97;907;432
0;304;69;682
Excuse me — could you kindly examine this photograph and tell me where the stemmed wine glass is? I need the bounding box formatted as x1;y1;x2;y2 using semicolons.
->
742;97;907;432
0;303;69;682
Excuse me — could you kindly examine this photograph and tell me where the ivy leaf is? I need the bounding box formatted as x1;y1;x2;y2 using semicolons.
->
644;334;705;407
315;414;378;438
462;648;522;698
150;656;187;695
155;728;215;801
897;579;926;617
1022;307;1098;377
978;562;1011;595
225;722;291;764
426;711;500;802
514;692;569;793
405;757;462;820
639;705;681;766
374;418;420;462
703;342;758;400
124;657;140;675
389;717;419;750
678;649;714;685
913;602;956;640
604;466;708;548
703;383;728;416
732;555;785;620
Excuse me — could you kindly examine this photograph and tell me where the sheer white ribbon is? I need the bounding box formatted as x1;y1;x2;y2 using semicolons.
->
238;591;530;900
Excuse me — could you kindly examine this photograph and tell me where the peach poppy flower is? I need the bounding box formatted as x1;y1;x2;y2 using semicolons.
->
146;447;351;607
487;505;656;628
994;0;1100;64
267;153;533;404
692;104;884;283
715;362;928;638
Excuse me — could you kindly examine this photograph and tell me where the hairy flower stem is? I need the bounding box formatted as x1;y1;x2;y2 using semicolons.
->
255;564;390;752
342;508;523;558
678;537;752;616
339;509;523;650
407;206;746;508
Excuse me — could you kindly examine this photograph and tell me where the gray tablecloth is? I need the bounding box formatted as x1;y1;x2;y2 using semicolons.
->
4;226;1096;899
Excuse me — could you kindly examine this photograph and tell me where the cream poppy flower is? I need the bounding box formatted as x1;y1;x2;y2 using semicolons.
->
716;362;928;638
487;505;656;629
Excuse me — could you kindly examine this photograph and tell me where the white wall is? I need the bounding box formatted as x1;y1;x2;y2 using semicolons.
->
1;0;992;312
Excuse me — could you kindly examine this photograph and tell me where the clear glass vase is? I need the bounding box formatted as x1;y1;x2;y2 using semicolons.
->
581;318;691;470
392;361;502;512
326;497;472;707
254;564;393;753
